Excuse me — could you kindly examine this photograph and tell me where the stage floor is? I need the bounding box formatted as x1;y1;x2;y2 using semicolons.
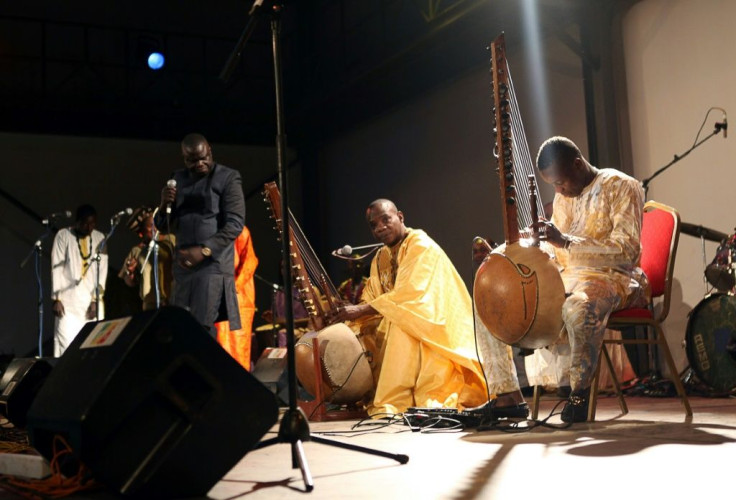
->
207;395;735;500
2;395;735;499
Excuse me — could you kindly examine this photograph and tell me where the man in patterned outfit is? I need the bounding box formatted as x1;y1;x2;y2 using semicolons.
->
478;136;649;423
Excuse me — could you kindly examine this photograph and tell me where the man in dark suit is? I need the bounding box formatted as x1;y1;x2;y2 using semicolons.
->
155;133;245;335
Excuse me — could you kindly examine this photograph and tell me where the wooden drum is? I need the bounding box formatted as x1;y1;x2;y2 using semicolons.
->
295;323;374;404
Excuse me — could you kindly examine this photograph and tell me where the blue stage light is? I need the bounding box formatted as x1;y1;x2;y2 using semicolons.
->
147;52;165;70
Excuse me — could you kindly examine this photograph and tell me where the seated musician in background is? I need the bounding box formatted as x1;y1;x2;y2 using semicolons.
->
258;259;312;349
337;256;369;305
331;199;488;416
480;136;649;423
119;207;175;310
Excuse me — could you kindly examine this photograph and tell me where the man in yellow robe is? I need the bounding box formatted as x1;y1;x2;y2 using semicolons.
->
479;136;649;423
332;199;487;416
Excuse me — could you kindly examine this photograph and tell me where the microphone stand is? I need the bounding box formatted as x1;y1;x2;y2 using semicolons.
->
20;225;54;357
641;122;726;196
638;121;725;384
220;1;407;492
92;215;121;321
331;244;383;260
154;240;160;308
254;272;282;292
141;227;162;309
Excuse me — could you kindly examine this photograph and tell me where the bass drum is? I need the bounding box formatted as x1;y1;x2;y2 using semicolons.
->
685;293;736;393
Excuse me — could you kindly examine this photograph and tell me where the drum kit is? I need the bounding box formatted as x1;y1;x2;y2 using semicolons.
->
680;222;736;394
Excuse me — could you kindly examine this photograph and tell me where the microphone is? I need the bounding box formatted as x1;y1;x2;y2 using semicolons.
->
112;208;133;220
716;114;728;138
41;210;72;225
254;273;283;291
723;115;728;139
333;243;384;256
166;179;177;214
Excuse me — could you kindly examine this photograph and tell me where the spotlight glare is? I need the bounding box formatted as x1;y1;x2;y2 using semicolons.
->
147;52;165;70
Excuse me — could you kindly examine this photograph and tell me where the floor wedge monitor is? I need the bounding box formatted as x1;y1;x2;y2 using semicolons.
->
26;306;279;498
0;357;55;428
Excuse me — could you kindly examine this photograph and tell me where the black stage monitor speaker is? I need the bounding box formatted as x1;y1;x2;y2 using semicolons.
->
25;306;279;498
0;357;55;428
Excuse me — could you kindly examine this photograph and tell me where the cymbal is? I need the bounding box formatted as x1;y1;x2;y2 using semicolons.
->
254;317;310;331
680;222;729;242
274;317;309;326
254;323;278;332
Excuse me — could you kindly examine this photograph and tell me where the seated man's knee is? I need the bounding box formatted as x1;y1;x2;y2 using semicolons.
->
561;293;589;325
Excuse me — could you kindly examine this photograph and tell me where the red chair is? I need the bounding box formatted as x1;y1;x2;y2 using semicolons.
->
589;200;693;420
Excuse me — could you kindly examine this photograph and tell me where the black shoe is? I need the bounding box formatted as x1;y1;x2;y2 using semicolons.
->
466;400;529;420
561;389;590;423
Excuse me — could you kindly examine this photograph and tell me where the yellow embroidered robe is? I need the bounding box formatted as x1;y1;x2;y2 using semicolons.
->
361;229;487;415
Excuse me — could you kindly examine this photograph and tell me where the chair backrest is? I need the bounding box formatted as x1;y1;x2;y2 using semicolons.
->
640;200;680;321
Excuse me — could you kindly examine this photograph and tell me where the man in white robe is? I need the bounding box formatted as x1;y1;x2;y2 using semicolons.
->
51;204;108;356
